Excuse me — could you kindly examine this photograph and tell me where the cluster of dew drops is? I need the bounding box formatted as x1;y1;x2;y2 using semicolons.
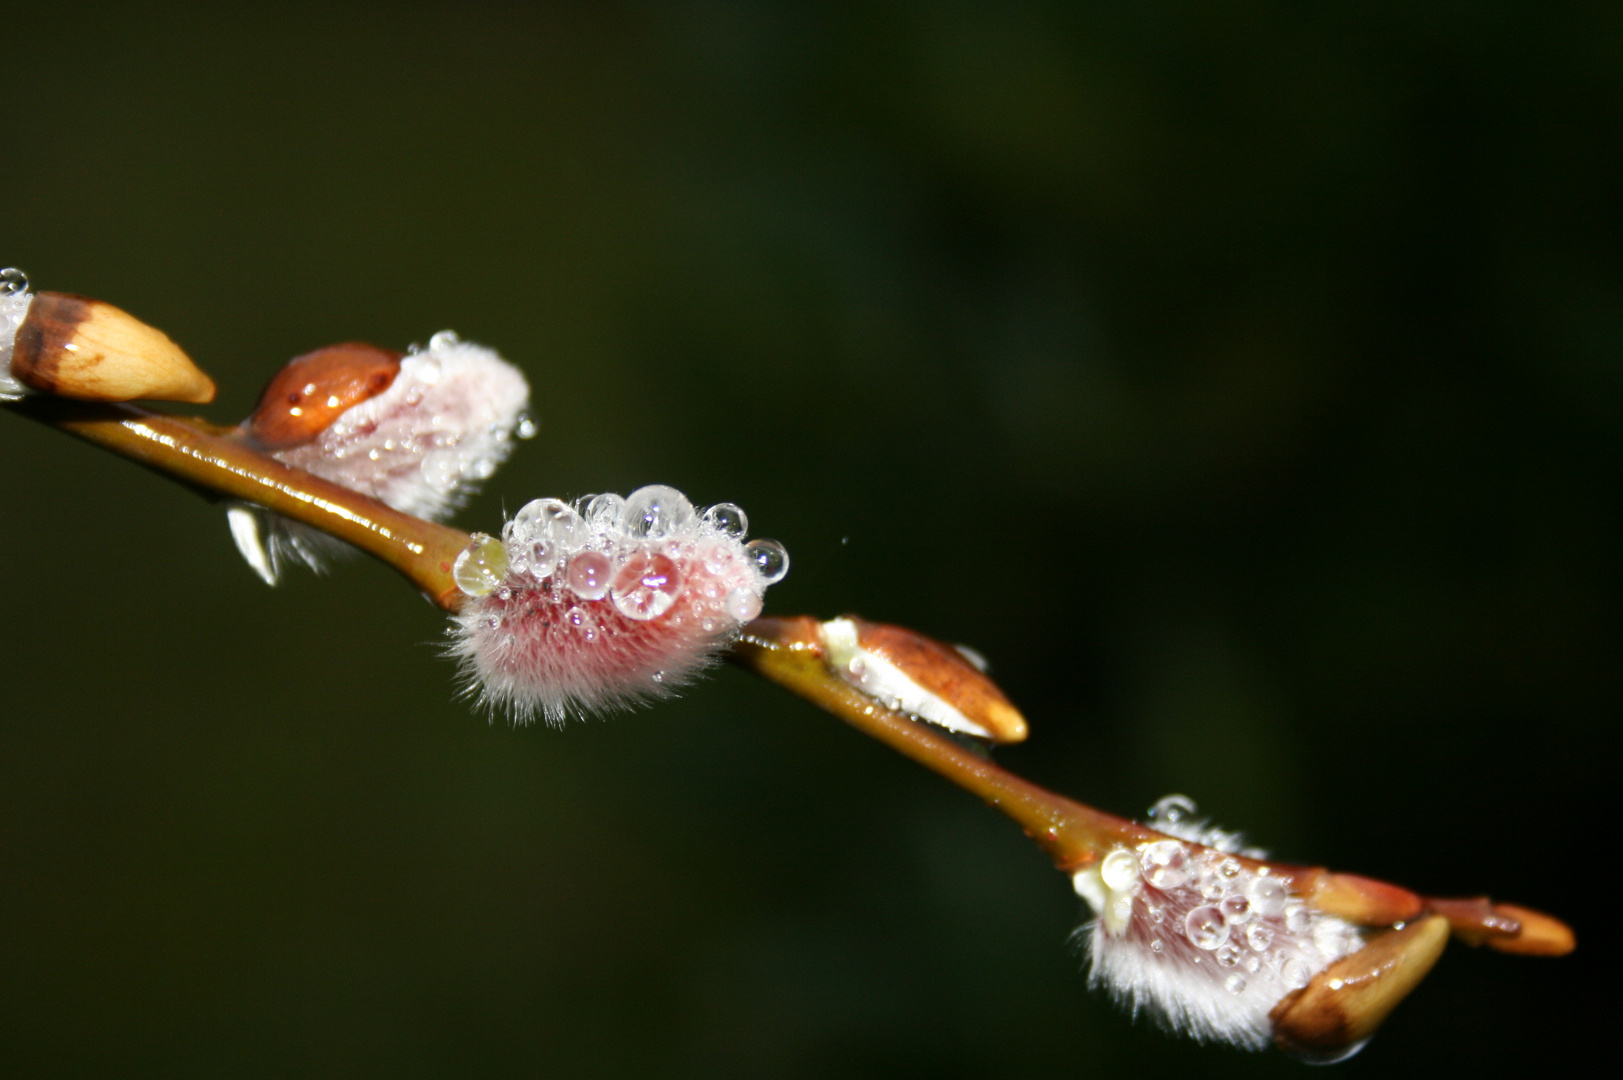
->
454;483;788;631
1096;795;1359;1000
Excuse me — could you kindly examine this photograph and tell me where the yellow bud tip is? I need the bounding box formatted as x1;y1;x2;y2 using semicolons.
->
1271;915;1450;1062
11;292;215;403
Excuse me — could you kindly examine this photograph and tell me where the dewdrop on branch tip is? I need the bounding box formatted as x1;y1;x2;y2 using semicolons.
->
449;485;789;724
227;332;533;584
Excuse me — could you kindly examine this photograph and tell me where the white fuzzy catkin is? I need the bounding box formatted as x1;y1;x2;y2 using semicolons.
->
1072;795;1364;1051
449;485;788;724
230;331;531;584
0;269;34;401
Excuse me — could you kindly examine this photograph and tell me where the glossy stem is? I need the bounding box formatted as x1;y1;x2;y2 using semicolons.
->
731;615;1156;872
5;397;472;609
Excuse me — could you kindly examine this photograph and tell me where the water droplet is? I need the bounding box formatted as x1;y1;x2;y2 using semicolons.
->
651;670;665;684
1286;905;1312;934
1185;905;1229;950
1146;904;1164;924
428;329;460;351
1219;858;1241;879
1224;973;1247;995
1281;958;1312;990
583;492;626;529
610;550;684;621
723;587;763;622
511;498;581;548
516;413;539;439
0;267;28;294
566;551;612;600
1221;895;1252;924
1216;943;1243;967
1246;924;1274;952
420;449;459;492
564;605;590;630
1247;876;1288;918
1244;954;1261;974
745;538;789;584
1149;938;1164;953
1199;870;1227;900
703;502;749;538
414;353;443;385
1147;793;1198;825
368;448;381;461
529;538;558;579
1100;848;1141;892
453;533;508;597
1140;840;1190;890
623;485;696;541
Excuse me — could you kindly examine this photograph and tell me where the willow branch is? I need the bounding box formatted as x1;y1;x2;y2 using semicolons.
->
6;397;471;609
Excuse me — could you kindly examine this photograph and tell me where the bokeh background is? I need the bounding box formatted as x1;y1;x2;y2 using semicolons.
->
2;3;1614;1077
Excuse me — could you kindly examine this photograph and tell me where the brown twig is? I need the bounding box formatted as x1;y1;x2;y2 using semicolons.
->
6;397;472;609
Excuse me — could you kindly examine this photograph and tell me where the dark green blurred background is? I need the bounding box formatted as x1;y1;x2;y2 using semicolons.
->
2;3;1614;1077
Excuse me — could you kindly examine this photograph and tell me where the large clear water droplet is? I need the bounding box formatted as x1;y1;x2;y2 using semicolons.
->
453;533;508;597
0;267;28;295
1140;840;1190;890
723;587;763;622
566;551;612;601
1185;905;1230;950
745;538;789;584
623;485;696;541
1221;894;1253;924
1247;875;1288;918
515;412;539;440
703;502;748;538
610;550;684;621
428;329;460;351
583;492;626;530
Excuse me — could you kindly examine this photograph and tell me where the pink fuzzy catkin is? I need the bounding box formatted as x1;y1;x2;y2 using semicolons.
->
449;486;789;724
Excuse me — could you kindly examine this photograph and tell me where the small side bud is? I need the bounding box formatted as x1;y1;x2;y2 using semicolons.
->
7;290;215;403
1270;915;1450;1062
819;616;1028;743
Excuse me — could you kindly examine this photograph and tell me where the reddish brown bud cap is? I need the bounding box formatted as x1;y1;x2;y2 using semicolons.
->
1271;915;1450;1061
246;342;402;450
10;292;215;403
